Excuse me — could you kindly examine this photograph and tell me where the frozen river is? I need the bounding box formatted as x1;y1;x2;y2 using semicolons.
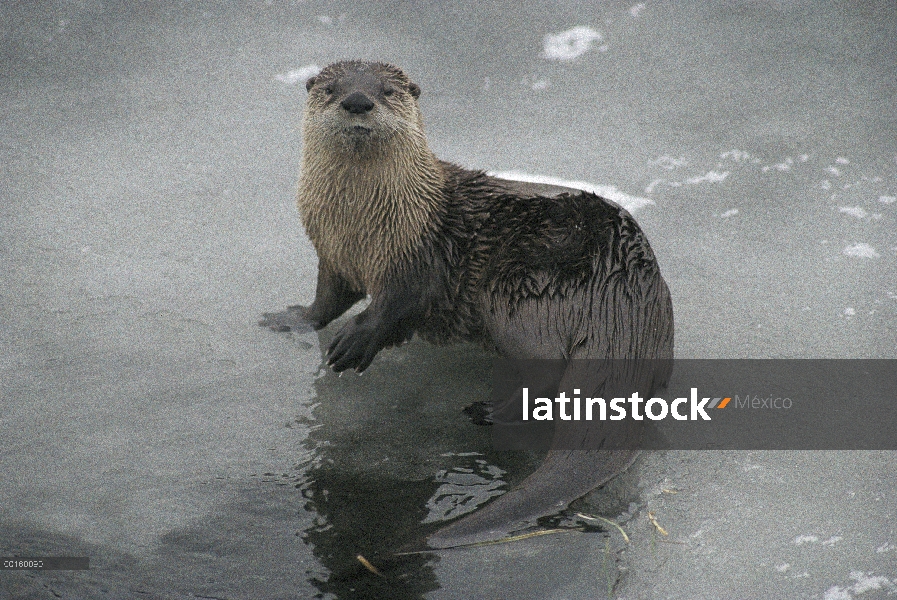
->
1;1;895;598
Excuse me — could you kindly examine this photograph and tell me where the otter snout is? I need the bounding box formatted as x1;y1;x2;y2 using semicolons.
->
341;92;375;114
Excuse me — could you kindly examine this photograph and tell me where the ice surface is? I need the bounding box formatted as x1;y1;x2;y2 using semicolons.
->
1;1;894;598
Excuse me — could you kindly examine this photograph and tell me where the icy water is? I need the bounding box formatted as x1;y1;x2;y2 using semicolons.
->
1;1;895;598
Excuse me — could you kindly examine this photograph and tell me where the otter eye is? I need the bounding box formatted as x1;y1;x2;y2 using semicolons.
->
324;86;334;95
383;87;394;97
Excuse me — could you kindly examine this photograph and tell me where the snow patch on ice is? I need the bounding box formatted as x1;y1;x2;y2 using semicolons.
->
720;149;761;163
683;170;729;184
839;206;869;219
793;534;819;545
842;243;880;259
275;64;321;86
653;155;688;170
762;157;794;172
823;571;896;600
838;206;881;221
490;170;654;213
542;26;603;61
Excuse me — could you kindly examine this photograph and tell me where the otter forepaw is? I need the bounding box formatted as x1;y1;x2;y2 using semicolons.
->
326;318;381;373
258;306;317;333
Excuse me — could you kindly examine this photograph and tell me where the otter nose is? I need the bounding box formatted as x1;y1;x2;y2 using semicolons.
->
340;92;375;114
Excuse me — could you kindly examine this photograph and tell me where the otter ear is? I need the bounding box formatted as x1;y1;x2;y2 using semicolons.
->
305;76;317;92
408;82;421;99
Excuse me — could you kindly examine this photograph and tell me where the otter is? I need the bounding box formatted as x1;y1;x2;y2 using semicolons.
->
261;60;674;549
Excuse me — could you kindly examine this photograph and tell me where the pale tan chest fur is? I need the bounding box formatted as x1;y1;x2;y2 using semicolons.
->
297;149;442;294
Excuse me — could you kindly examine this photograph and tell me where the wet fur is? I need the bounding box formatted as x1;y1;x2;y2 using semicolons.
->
267;60;674;548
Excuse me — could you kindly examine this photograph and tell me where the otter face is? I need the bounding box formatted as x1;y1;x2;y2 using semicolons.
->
303;61;424;154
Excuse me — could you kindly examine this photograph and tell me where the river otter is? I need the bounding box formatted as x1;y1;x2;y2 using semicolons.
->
261;60;674;548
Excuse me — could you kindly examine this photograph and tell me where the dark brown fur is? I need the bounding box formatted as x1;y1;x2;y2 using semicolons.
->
261;60;674;548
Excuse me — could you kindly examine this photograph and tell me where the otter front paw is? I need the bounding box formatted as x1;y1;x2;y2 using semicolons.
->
258;305;319;333
326;316;384;373
327;314;412;373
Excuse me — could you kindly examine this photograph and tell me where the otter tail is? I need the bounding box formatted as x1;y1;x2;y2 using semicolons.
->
425;446;638;549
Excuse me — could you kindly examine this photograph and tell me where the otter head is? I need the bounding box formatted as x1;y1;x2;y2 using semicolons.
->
302;61;425;156
297;62;443;291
